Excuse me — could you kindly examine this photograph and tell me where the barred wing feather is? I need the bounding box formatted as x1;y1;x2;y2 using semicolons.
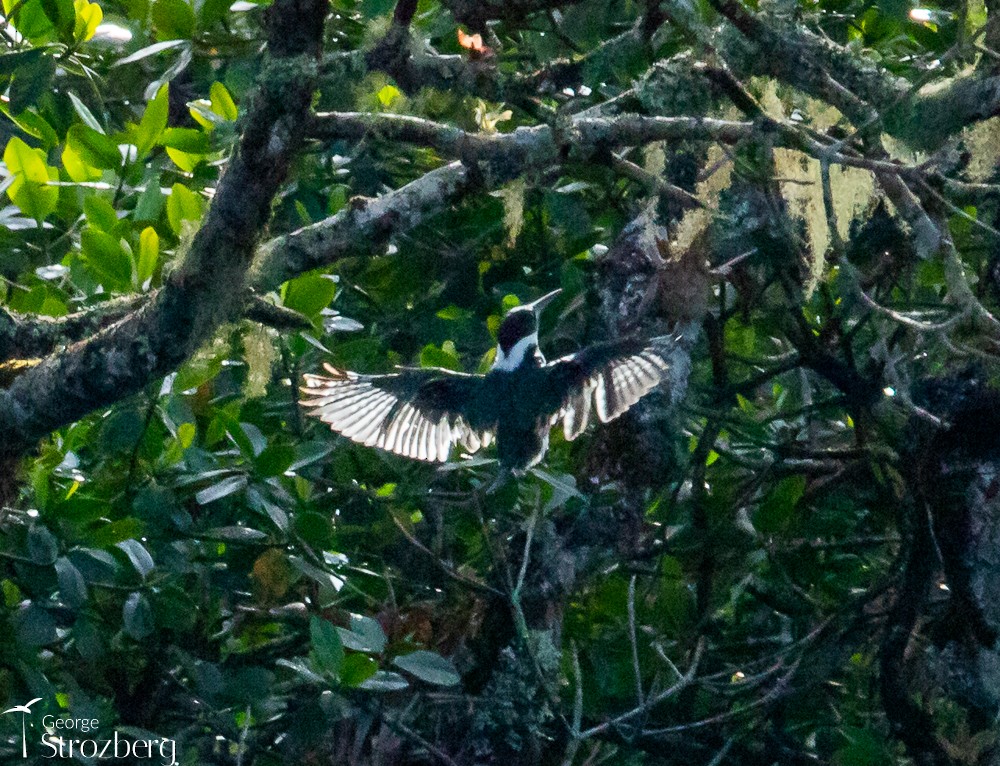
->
546;337;675;440
301;363;492;462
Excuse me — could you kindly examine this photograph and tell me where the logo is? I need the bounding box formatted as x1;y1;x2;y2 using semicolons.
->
2;698;42;759
2;699;176;765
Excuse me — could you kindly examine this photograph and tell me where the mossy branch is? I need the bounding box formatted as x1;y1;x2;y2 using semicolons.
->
0;0;328;458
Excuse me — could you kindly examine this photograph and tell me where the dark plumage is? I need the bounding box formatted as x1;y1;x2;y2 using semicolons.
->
301;289;681;471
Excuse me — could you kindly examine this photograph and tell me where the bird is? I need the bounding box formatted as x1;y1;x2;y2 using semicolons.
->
301;289;684;473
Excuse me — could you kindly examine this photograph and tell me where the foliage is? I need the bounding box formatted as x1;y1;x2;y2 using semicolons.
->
1;0;1000;763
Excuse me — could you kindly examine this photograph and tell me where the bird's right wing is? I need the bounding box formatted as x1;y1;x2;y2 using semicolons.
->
544;336;680;440
301;363;493;463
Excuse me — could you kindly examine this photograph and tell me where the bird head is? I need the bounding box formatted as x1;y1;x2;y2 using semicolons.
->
494;288;561;371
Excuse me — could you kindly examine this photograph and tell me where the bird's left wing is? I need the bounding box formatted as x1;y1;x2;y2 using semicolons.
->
544;336;678;440
301;363;492;463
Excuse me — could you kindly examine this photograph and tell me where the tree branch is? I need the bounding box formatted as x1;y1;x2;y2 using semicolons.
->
0;0;328;458
709;0;1000;146
308;110;963;185
0;295;311;364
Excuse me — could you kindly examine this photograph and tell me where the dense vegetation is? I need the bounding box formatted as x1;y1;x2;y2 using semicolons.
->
2;0;1000;763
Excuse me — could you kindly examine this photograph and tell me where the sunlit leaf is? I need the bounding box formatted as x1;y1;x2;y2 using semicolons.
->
166;182;204;234
73;0;102;41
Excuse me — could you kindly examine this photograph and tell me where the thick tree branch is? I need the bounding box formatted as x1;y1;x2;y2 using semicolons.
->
250;162;474;290
308;110;963;185
709;0;1000;146
0;296;145;363
0;0;328;458
0;295;311;363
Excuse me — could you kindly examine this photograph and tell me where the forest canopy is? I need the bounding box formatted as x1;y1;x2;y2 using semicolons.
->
2;0;1000;763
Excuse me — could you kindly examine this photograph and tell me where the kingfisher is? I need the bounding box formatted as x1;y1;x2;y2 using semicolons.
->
301;289;684;472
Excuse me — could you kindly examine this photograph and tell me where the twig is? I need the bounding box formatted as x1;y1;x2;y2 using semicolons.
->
513;499;541;601
561;642;584;766
577;637;706;739
389;511;504;595
610;153;703;209
389;716;462;766
628;575;644;708
641;655;799;736
856;289;971;332
705;735;738;766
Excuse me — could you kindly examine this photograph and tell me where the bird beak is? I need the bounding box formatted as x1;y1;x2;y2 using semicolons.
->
526;288;562;315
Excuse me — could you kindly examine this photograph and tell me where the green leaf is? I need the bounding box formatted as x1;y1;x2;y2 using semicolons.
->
359;670;409;692
84;194;119;232
393;650;460;686
55;556;87;607
152;0;195;39
360;0;396;17
5;135;49;182
293;511;334;549
136;84;169;157
247;487;289;531
209;80;238;120
834;727;893;766
84;518;146;547
68;91;105;133
73;0;102;40
336;614;387;654
420;341;462;371
530;468;583;511
80;228;132;289
15;603;58;646
114;39;188;66
288;441;333;472
288;555;343;594
166;182;204;235
194;475;247;505
40;0;74;38
74;617;104;660
159;127;209;153
4;136;58;220
7;172;58;221
173;351;223;390
62;139;101;182
116;539;155;579
2;106;58;148
275;657;326;685
198;0;229;25
135;176;164;222
27;525;58;564
123;591;154;639
136;227;159;286
755;475;806;534
165;146;203;172
340;654;378;687
202;525;268;542
0;47;45;76
310;616;344;676
255;443;295;476
66;124;122;169
189;98;226;129
8;0;56;42
283;274;336;317
8;44;55;112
